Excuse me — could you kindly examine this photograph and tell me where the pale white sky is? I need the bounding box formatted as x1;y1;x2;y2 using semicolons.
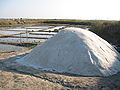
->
0;0;120;20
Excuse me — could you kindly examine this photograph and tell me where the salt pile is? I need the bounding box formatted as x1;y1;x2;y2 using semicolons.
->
16;27;120;76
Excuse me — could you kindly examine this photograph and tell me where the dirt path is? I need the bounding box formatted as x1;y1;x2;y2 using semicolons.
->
0;71;66;90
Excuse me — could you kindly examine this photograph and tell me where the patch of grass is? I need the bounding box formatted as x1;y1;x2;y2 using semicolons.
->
27;45;37;50
0;51;15;54
0;42;39;47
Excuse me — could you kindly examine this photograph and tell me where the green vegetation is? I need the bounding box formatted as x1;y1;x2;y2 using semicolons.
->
0;51;15;54
0;42;37;47
27;44;38;50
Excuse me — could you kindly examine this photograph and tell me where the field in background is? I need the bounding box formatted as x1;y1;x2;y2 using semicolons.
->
0;19;120;45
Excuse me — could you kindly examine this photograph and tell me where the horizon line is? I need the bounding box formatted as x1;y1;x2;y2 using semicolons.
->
0;17;119;21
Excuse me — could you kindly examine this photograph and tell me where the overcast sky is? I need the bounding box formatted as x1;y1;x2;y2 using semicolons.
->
0;0;120;20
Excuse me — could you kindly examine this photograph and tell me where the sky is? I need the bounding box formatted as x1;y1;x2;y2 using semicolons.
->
0;0;120;20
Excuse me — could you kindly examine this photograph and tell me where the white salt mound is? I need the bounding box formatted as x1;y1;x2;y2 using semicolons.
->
16;27;120;76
